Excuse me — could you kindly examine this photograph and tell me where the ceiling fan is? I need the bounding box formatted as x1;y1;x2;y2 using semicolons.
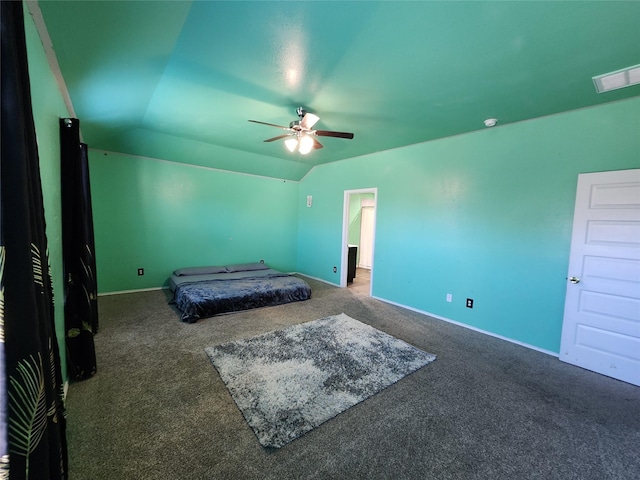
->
249;107;354;154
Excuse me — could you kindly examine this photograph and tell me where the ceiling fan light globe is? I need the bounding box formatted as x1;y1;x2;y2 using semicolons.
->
298;135;314;154
284;137;299;152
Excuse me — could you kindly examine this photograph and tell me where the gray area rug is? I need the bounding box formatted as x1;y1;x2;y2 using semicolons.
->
205;313;436;448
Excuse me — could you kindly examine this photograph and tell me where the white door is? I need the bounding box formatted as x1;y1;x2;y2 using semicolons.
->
560;169;640;386
359;206;374;269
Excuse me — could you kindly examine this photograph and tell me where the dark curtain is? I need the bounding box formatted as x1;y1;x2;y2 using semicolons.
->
1;1;68;478
60;119;98;381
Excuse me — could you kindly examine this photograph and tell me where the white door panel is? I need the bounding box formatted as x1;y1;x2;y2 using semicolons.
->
586;220;640;246
560;169;640;386
589;181;640;208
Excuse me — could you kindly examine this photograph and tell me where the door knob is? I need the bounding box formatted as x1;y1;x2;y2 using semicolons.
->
569;276;580;284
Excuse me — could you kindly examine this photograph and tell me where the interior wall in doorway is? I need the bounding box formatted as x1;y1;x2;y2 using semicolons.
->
348;193;375;266
359;206;374;268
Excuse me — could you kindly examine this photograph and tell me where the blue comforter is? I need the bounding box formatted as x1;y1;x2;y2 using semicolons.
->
171;271;311;323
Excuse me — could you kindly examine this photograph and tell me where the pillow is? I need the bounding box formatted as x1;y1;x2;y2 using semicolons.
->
173;265;228;276
225;262;269;273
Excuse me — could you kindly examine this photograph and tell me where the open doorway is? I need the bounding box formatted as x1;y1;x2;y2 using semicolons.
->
341;188;377;296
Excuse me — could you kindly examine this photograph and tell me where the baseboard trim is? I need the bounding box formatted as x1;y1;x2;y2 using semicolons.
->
294;272;339;287
98;274;336;297
95;279;556;357
98;286;168;297
372;295;558;357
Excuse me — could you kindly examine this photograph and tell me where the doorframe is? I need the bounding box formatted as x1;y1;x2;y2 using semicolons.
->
340;188;377;291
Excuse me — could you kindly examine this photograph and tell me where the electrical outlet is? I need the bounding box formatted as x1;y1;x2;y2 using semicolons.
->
333;266;337;273
466;298;474;308
137;268;144;276
446;293;452;303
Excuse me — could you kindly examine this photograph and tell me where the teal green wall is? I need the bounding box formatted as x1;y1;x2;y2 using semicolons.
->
24;4;70;380
89;152;299;292
297;98;640;353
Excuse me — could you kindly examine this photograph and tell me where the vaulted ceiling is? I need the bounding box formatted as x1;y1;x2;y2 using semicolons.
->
37;1;640;180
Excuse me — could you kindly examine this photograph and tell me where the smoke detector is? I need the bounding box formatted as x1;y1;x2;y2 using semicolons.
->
484;118;498;127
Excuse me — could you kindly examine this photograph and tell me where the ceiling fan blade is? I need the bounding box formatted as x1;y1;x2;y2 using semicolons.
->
248;119;290;130
263;134;294;142
300;113;320;130
312;137;324;150
315;130;354;139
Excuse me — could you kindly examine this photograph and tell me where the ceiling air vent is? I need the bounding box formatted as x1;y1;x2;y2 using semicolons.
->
593;64;640;93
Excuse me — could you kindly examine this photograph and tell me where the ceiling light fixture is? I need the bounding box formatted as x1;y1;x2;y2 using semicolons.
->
284;137;299;152
284;133;314;154
298;134;314;155
484;118;498;127
593;64;640;93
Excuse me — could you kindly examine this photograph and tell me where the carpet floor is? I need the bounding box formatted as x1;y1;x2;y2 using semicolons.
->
65;276;640;480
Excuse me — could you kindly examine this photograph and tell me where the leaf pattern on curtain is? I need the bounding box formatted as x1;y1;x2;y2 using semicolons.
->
8;354;47;474
30;245;44;288
0;246;8;480
1;1;69;478
1;246;4;336
8;345;63;478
